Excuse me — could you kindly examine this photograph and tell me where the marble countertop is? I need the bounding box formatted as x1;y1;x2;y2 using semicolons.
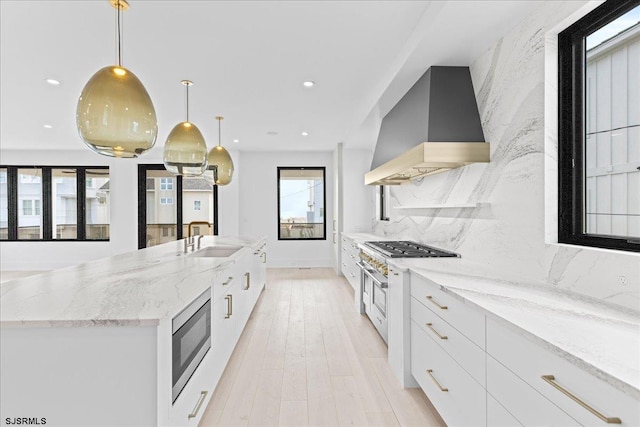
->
0;236;265;328
388;257;640;399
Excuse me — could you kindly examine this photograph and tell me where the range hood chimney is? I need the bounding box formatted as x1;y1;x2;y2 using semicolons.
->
365;66;489;185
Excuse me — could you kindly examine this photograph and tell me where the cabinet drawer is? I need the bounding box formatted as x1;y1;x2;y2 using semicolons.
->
411;296;485;386
487;393;523;427
410;273;485;348
487;318;639;426
212;263;238;302
487;355;580;426
169;350;214;425
411;320;486;427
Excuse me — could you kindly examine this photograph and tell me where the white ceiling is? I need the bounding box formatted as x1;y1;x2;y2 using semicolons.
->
0;0;543;154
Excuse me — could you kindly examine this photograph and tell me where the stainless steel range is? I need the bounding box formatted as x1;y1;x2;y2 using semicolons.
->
356;241;459;345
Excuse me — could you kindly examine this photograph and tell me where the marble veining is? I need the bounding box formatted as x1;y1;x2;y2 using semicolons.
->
372;0;640;311
0;236;265;328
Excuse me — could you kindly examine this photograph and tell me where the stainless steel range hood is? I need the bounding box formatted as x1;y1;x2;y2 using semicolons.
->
365;66;489;185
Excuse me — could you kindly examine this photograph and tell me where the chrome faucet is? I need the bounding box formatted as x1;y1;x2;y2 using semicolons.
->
197;235;204;250
184;237;195;253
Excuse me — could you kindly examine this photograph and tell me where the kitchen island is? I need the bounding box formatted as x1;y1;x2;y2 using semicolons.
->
0;236;267;426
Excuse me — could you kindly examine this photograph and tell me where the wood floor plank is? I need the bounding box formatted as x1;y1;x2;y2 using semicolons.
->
331;375;370;427
247;369;284;427
279;400;308;427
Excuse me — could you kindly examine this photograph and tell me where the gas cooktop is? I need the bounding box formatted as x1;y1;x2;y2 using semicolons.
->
364;241;459;258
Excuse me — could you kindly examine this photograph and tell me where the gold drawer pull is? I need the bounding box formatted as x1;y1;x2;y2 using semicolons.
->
426;295;448;310
188;390;208;419
541;375;621;424
222;276;233;286
426;323;448;340
427;369;448;392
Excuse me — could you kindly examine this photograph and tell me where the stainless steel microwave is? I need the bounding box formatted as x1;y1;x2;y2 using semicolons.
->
172;288;211;403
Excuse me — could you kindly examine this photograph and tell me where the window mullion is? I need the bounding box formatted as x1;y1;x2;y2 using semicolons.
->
77;168;86;240
7;166;18;240
177;176;183;240
42;167;53;240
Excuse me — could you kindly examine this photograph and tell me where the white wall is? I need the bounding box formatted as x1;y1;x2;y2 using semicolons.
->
0;148;241;270
373;1;640;311
239;151;334;267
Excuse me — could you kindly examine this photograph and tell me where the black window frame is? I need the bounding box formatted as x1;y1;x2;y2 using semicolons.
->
558;0;640;252
277;166;327;241
379;185;389;221
137;164;219;249
0;165;110;242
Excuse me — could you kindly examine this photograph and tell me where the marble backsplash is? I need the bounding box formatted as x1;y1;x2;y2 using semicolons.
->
373;1;640;312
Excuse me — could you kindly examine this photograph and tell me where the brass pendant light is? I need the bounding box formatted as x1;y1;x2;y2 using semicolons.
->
205;116;234;186
76;0;158;158
163;80;208;176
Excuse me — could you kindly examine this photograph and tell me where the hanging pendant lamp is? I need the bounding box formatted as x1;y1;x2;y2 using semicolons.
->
163;80;208;176
76;0;157;158
205;116;234;186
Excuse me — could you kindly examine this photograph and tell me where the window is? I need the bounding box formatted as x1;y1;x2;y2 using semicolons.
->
1;166;109;241
22;200;41;216
558;0;640;252
160;178;174;191
138;165;218;249
377;185;390;221
277;167;326;240
193;200;201;211
85;169;110;240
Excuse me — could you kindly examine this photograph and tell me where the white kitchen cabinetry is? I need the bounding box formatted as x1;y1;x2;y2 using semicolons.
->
332;144;374;275
407;272;639;427
341;234;360;291
409;272;486;426
411;319;486;426
487;394;523;427
487;318;638;427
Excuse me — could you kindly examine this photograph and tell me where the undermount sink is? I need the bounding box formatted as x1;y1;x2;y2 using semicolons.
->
188;245;243;258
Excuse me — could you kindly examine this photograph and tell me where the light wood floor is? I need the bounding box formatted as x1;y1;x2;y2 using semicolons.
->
199;268;446;427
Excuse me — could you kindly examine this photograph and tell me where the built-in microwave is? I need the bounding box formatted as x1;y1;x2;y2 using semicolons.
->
172;288;211;403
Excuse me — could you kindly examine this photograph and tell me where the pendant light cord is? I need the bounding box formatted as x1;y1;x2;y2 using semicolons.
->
115;1;122;66
185;84;190;122
218;118;221;146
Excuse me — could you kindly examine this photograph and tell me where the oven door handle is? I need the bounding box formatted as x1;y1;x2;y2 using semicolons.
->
363;268;388;288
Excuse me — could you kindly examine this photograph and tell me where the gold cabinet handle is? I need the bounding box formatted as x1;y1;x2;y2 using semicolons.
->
224;295;232;318
541;375;621;424
262;252;267;263
245;272;251;290
188;390;208;419
426;323;448;340
427;369;448;392
426;295;448;310
222;276;233;286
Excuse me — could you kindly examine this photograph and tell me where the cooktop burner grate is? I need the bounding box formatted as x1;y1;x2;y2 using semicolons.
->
364;241;459;258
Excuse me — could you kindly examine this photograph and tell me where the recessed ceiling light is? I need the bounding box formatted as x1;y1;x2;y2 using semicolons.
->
301;132;309;136
303;81;315;88
46;79;61;86
43;124;53;129
233;139;239;143
266;131;278;136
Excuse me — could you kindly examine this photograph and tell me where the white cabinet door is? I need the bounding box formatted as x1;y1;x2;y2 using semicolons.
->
212;282;238;365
